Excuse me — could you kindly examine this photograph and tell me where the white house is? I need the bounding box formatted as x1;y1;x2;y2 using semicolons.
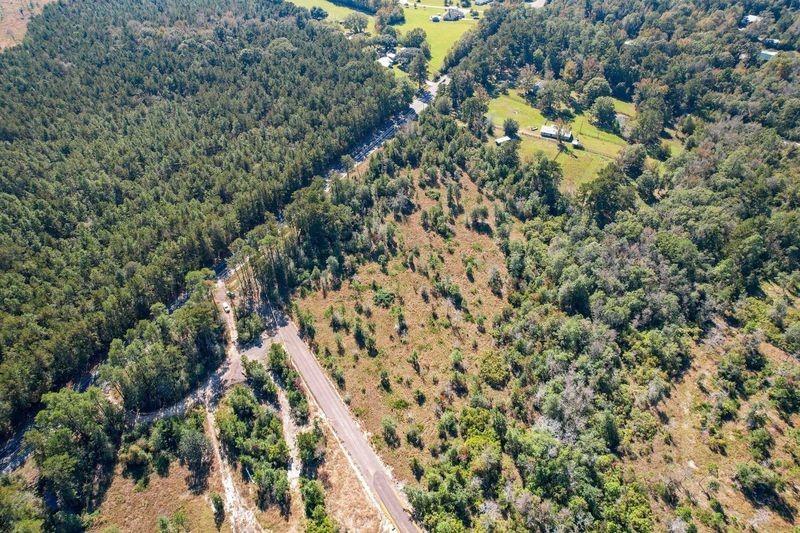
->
495;136;511;146
540;124;572;141
758;49;779;61
377;56;393;68
742;14;763;25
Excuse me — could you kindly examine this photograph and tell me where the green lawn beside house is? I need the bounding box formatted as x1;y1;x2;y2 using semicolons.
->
487;90;631;192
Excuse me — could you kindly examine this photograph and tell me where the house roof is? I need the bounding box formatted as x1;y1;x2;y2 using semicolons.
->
758;49;779;60
541;124;570;135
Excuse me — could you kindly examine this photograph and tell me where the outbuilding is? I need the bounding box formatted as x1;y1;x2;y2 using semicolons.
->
741;14;763;25
495;136;511;146
442;7;464;21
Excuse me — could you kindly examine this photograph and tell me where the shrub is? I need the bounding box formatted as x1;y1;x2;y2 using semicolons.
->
373;288;396;308
211;492;225;528
734;462;783;499
770;369;800;416
749;428;774;460
406;424;424;448
479;351;510;389
488;268;503;296
382;417;400;448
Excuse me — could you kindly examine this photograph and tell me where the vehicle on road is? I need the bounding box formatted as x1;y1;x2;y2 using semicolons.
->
223;302;231;313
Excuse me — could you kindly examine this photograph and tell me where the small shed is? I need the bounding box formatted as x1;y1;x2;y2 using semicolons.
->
377;56;393;68
495;136;511;146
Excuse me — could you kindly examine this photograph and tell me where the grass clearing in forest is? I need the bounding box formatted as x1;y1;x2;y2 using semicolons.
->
487;90;630;192
289;0;378;32
394;4;481;73
289;0;482;74
90;417;228;533
625;334;800;532
297;175;509;484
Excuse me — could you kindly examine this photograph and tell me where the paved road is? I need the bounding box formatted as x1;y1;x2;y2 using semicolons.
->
328;75;449;183
266;306;418;533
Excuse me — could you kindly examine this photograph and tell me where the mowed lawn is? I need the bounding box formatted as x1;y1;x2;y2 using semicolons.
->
394;3;481;73
289;0;378;33
289;0;482;73
487;90;631;192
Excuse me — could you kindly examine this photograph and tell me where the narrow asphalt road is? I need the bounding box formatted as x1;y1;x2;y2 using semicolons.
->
266;306;419;533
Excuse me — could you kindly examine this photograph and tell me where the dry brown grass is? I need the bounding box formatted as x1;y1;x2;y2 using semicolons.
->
626;332;800;531
0;0;53;49
298;173;510;484
313;404;384;531
237;467;303;532
90;457;227;532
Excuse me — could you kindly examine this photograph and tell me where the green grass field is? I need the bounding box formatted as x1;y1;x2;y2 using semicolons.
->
487;90;631;192
612;98;636;117
289;0;482;74
289;0;378;33
394;3;481;73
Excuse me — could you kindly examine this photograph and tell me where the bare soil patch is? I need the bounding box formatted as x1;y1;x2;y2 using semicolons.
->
0;0;53;50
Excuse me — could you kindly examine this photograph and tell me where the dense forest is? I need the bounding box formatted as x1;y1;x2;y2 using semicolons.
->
100;269;224;412
0;0;410;438
2;0;800;530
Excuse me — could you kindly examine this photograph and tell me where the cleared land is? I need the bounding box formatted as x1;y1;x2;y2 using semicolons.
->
298;174;510;484
626;329;800;531
487;89;631;192
90;414;228;533
0;0;53;49
289;0;378;33
394;3;481;72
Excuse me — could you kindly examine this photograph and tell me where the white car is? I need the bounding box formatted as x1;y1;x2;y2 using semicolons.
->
222;302;231;313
